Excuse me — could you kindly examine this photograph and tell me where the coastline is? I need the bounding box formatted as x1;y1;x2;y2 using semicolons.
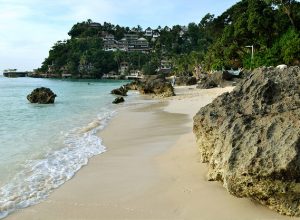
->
6;86;295;220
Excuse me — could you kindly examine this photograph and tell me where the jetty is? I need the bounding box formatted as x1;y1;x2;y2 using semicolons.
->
3;69;29;78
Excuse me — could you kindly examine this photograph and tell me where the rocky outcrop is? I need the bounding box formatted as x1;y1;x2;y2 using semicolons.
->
125;75;175;97
112;97;125;104
197;73;221;89
175;76;198;86
111;86;128;96
27;87;57;104
193;67;300;216
197;71;244;89
125;81;140;90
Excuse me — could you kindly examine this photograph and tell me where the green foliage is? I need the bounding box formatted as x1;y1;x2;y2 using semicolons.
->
39;0;300;78
204;0;300;70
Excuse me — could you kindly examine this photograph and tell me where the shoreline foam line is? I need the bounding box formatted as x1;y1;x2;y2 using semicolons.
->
0;110;116;219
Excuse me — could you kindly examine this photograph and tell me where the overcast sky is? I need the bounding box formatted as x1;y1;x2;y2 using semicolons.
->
0;0;239;72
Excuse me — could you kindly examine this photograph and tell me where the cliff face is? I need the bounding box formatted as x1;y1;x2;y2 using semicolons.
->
193;67;300;216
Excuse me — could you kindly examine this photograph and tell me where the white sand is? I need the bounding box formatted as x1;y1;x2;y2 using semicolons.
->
7;86;296;220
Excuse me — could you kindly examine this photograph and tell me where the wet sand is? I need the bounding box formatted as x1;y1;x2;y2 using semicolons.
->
7;86;296;220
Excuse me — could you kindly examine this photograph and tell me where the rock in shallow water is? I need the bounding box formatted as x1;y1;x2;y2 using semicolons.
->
112;97;125;104
193;67;300;216
27;87;57;104
111;86;128;96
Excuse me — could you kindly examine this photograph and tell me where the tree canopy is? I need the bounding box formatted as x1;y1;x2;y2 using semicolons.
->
38;0;300;78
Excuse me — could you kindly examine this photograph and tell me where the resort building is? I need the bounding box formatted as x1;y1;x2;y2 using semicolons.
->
103;34;118;51
102;33;150;52
145;27;153;37
89;22;101;28
126;70;143;80
157;59;172;75
153;30;160;38
130;38;149;52
119;62;129;75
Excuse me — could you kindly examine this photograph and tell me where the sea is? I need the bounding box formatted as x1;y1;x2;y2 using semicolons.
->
0;76;134;218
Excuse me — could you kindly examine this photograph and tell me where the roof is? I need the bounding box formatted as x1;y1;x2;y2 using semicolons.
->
138;37;147;41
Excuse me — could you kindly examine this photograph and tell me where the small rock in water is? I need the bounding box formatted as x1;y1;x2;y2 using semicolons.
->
111;86;128;96
27;87;57;104
112;97;125;104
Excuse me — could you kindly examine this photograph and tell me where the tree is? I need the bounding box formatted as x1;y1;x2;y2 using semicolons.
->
264;0;296;26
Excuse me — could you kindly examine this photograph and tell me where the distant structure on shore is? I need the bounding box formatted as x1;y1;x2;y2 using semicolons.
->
3;69;31;78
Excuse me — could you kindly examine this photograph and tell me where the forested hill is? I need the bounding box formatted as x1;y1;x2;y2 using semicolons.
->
37;0;300;79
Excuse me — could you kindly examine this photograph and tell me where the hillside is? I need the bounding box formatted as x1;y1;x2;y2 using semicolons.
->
36;0;300;79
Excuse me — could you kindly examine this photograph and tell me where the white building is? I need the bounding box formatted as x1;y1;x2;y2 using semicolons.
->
144;27;153;37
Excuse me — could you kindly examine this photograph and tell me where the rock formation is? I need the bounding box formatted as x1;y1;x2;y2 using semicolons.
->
112;97;125;104
27;87;57;104
125;75;175;97
197;71;243;89
193;67;300;216
175;76;198;86
111;86;128;96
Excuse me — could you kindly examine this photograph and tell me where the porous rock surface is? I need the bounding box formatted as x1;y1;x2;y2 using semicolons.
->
27;87;57;104
112;97;125;104
193;67;300;216
111;86;128;96
175;76;197;86
126;75;175;97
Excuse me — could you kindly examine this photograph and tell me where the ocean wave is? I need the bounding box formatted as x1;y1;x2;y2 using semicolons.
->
0;110;116;219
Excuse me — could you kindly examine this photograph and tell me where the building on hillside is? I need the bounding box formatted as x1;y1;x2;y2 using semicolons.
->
144;27;153;37
160;60;172;70
181;25;188;32
119;62;129;75
157;59;172;75
129;38;149;52
102;71;120;79
126;70;143;79
101;33;150;52
179;30;185;38
118;38;129;51
153;30;160;38
124;34;139;43
103;34;118;51
89;22;101;28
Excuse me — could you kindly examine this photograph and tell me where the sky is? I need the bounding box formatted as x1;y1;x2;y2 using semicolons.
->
0;0;239;72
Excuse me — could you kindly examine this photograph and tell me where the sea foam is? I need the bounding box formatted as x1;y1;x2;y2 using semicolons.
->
0;110;115;219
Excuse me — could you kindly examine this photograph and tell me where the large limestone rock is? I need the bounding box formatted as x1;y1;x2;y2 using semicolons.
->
175;76;197;86
112;97;125;104
197;71;244;89
27;87;57;104
111;86;128;96
193;67;300;216
126;75;175;97
197;71;223;89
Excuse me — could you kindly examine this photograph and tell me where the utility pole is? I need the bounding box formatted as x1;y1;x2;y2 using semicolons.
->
245;45;254;70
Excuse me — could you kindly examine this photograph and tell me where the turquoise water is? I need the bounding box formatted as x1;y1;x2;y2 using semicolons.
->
0;76;129;218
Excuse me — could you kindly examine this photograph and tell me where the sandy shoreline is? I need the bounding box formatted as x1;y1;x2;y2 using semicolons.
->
7;86;295;220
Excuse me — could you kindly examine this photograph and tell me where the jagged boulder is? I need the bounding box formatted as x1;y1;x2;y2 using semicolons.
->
197;72;223;89
27;87;57;104
175;76;198;86
125;80;140;90
112;97;125;104
125;75;175;97
111;86;128;96
193;67;300;216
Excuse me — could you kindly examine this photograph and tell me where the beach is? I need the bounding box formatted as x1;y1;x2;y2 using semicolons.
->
6;86;295;220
